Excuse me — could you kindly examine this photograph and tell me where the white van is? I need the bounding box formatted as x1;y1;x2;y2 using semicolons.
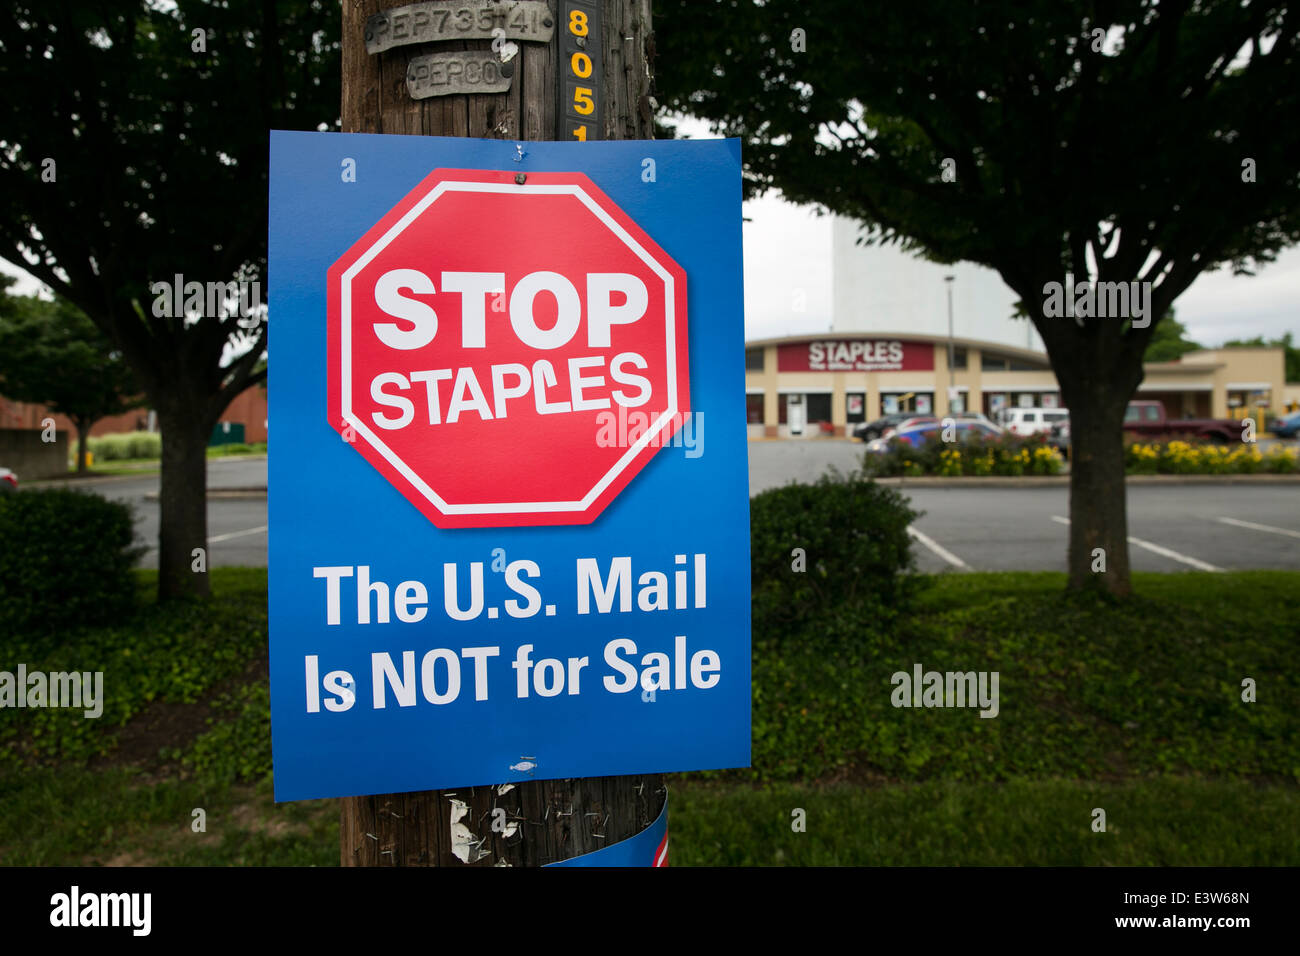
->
996;407;1069;436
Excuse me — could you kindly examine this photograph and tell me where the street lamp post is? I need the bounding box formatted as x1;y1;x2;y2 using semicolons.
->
945;275;956;413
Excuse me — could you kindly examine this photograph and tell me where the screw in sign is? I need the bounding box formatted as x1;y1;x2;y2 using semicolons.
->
326;169;689;528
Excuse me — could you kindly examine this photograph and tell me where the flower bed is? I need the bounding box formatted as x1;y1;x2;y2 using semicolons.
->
1125;439;1298;475
863;433;1299;477
862;434;1065;478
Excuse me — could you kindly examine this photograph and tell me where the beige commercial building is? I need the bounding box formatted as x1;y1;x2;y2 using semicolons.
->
744;333;1289;438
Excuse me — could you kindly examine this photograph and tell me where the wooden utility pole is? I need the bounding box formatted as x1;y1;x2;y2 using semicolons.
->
338;0;665;866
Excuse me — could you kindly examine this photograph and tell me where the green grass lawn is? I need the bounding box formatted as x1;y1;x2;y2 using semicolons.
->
668;778;1300;866
5;769;1293;866
72;461;164;476
1;567;1296;865
738;569;1300;783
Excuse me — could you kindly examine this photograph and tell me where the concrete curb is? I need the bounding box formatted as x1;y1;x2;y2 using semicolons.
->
26;471;160;489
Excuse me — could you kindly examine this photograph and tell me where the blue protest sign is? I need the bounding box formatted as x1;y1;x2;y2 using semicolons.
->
268;130;749;801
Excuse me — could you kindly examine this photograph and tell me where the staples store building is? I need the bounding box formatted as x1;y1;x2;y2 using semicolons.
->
743;333;1287;438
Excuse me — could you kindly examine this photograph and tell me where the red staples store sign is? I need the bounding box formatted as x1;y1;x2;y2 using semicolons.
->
777;339;934;373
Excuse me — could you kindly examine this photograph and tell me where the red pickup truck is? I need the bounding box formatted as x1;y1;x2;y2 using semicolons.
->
1123;400;1241;443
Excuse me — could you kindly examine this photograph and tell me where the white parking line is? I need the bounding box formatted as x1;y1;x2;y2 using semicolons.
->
209;525;269;544
1050;515;1223;572
907;526;971;570
1215;516;1300;540
141;525;269;554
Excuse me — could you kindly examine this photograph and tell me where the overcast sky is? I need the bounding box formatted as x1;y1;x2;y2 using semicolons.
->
737;190;1300;348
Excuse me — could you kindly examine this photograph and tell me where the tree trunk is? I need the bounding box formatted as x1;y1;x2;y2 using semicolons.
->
337;0;664;866
156;404;211;600
74;419;90;474
342;776;666;867
1064;388;1132;595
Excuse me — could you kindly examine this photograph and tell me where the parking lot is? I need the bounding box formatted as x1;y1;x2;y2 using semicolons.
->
57;440;1300;572
747;439;1300;573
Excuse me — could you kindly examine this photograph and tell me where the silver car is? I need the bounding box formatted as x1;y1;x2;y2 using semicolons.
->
952;411;1004;434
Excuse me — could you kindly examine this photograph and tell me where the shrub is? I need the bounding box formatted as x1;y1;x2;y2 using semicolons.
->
750;472;920;638
1263;445;1300;473
87;431;161;461
126;431;162;459
87;434;127;461
1125;440;1160;474
0;489;143;641
174;682;273;786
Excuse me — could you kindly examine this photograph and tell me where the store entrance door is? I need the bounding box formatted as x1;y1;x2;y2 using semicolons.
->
788;395;805;436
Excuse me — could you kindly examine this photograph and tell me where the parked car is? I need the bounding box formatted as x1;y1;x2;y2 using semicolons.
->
951;410;1004;434
1047;420;1070;459
881;416;940;438
865;420;1000;452
1123;400;1240;443
946;421;1002;444
0;467;17;493
996;406;1069;436
853;412;913;442
1268;410;1300;439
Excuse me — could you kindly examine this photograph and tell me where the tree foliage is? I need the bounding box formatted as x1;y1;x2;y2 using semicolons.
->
0;0;338;408
0;277;143;469
655;0;1300;593
1142;309;1201;364
0;1;340;596
657;1;1298;293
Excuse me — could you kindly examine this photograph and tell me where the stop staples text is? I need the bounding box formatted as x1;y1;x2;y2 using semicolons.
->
367;269;657;429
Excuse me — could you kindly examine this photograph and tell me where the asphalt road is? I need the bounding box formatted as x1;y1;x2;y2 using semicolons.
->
83;457;270;570
53;443;1300;572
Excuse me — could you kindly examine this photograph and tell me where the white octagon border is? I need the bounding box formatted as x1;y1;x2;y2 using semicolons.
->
339;180;679;516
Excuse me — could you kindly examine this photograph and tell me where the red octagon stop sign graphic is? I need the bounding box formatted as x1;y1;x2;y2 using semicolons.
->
326;168;689;528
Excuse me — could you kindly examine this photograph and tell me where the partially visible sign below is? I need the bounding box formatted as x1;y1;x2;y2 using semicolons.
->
545;796;669;867
407;52;512;99
366;0;555;54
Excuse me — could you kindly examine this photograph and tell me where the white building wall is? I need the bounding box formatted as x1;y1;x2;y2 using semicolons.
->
831;216;1045;355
